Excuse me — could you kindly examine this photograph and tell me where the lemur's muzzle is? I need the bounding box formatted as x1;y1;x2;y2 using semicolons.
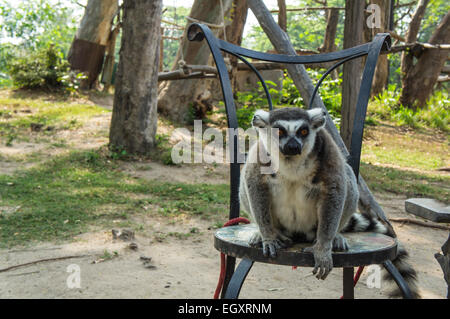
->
283;138;302;155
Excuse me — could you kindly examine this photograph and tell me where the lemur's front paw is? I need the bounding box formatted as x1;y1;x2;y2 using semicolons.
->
304;244;333;280
262;238;285;258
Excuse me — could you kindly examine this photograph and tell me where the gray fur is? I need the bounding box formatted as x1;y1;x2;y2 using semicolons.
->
240;107;421;297
240;107;359;280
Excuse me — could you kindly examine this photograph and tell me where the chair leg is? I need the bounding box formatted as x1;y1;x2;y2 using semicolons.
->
382;260;414;299
343;267;355;299
221;256;236;298
223;259;254;299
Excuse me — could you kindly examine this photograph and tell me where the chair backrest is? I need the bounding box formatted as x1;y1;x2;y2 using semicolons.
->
187;23;391;220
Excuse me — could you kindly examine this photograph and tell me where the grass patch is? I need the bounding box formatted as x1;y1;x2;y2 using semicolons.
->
362;125;449;172
0;94;108;145
0;149;229;248
361;162;449;203
369;87;449;133
361;124;449;202
148;133;179;166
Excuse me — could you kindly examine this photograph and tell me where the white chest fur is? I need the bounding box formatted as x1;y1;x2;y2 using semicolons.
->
269;158;319;238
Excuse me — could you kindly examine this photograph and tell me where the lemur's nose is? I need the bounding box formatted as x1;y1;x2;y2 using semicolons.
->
284;138;302;155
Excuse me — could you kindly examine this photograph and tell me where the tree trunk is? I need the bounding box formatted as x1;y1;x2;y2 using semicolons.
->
68;0;118;89
109;0;162;154
157;0;233;123
277;0;287;32
341;0;364;149
226;0;249;93
370;0;391;97
319;8;339;53
400;11;450;108
400;0;430;95
101;24;120;92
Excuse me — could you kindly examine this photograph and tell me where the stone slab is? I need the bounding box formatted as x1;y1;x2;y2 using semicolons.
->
405;198;450;223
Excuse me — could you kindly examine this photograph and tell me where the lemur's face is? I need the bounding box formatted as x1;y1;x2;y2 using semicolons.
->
252;107;327;157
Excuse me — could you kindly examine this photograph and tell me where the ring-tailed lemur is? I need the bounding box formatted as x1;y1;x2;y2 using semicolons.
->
239;107;419;298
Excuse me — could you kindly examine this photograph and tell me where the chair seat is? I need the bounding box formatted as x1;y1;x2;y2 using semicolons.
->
214;223;397;268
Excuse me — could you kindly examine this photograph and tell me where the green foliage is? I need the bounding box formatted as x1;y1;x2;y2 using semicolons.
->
370;86;449;132
7;45;86;91
233;81;276;129
0;0;78;51
233;69;343;129
161;6;191;70
417;0;449;43
0;43;17;87
0;0;79;87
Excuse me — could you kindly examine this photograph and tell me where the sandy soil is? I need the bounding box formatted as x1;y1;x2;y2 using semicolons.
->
0;95;448;299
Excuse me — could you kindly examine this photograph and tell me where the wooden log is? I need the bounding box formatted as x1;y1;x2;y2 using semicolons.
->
442;65;450;74
162;35;182;41
161;19;184;29
270;6;345;13
247;0;395;234
237;61;334;70
437;75;450;82
389;218;450;231
158;70;216;81
157;61;336;82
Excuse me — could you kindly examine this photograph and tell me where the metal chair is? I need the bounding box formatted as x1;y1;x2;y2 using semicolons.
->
187;22;414;299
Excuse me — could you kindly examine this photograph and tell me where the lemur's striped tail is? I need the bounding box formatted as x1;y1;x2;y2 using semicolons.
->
342;213;421;299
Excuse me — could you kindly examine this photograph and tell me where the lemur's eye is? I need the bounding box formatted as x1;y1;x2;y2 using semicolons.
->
277;129;285;137
298;128;309;136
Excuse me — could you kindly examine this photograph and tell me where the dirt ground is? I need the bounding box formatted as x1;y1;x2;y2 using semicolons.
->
0;96;448;299
0;189;448;299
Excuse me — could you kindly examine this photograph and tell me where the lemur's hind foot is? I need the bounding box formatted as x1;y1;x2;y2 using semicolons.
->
332;233;349;251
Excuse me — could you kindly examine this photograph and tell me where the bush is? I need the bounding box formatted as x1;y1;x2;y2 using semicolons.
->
7;44;85;92
370;85;449;132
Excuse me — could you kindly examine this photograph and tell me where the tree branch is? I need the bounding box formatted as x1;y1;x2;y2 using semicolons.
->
73;0;87;8
0;255;90;273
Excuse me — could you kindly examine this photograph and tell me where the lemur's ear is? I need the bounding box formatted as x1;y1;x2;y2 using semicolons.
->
252;110;270;128
307;108;326;130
